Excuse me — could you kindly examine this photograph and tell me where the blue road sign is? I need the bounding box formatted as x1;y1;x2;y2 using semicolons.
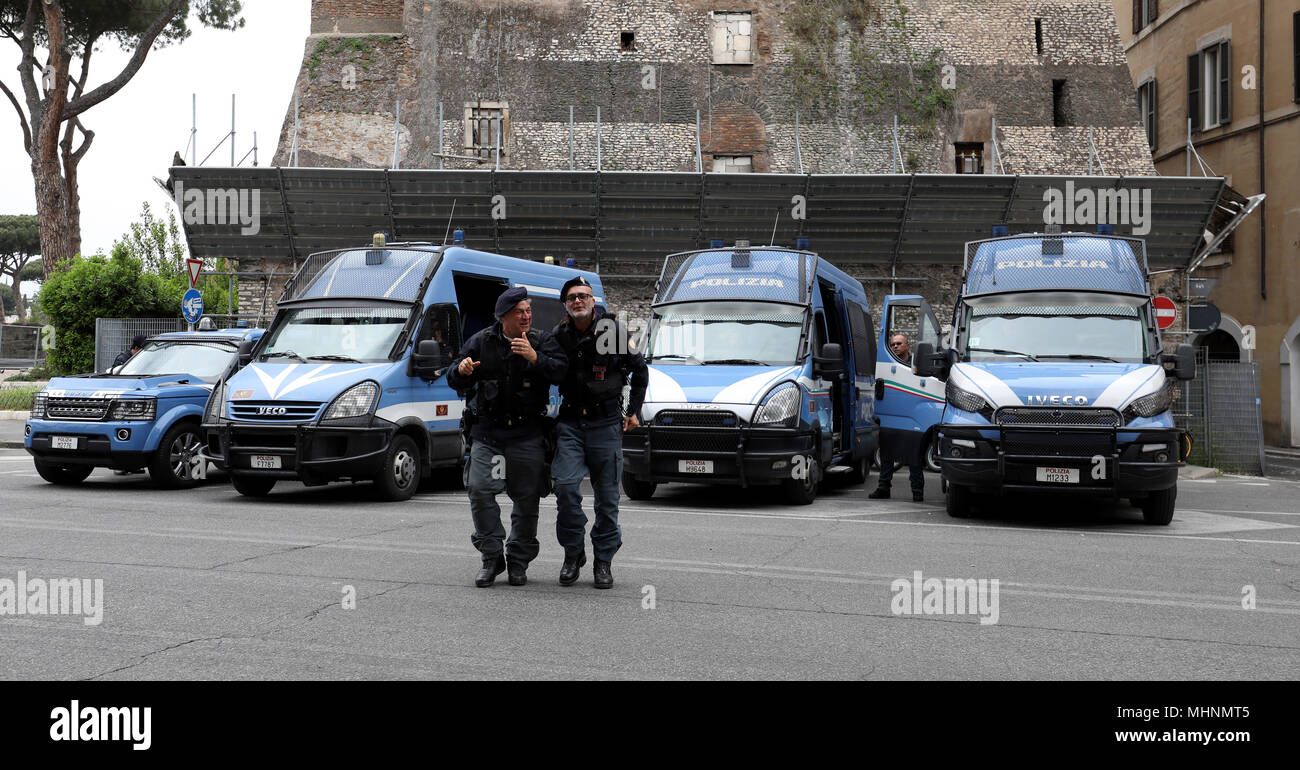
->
182;288;204;324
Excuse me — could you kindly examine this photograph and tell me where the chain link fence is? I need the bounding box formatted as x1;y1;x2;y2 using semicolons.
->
94;315;275;373
0;324;44;369
1174;347;1266;475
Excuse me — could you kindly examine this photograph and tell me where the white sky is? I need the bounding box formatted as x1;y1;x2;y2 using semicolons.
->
0;0;310;270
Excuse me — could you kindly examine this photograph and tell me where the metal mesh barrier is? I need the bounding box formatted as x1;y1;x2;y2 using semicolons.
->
1173;348;1265;475
0;324;43;368
281;248;436;303
93;316;273;373
654;248;811;304
964;235;1149;296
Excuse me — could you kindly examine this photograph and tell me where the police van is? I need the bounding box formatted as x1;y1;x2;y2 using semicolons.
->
200;234;601;501
26;326;264;488
912;228;1194;523
622;241;877;505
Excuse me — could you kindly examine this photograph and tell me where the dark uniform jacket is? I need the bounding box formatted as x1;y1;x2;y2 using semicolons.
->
447;321;567;443
551;307;648;427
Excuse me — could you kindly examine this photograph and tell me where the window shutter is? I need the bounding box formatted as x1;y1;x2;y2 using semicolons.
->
1294;12;1300;103
1151;0;1159;23
1133;0;1141;34
1187;53;1201;132
1218;40;1231;125
1149;79;1158;148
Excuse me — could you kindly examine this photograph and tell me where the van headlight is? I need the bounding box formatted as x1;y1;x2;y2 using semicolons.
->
30;391;47;419
323;381;380;421
946;380;993;419
753;382;800;427
1123;387;1173;422
110;397;157;421
204;380;226;423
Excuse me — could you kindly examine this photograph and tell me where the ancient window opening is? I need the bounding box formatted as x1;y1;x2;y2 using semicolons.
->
712;155;753;173
954;143;983;174
1051;79;1070;126
1137;79;1157;149
464;101;508;161
1034;18;1043;55
711;11;753;65
620;31;636;51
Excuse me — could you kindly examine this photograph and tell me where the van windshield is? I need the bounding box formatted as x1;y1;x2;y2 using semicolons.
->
964;303;1147;363
118;341;236;382
260;306;410;362
646;301;805;365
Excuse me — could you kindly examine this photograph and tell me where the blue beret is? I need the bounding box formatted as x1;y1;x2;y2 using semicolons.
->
494;286;529;318
561;275;592;300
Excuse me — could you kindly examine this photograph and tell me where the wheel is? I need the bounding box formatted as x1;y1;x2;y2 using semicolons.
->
232;475;276;497
925;436;942;472
622;471;657;500
373;434;421;502
844;453;871;485
34;461;92;486
1141;485;1176;525
149;422;204;489
781;464;819;505
945;482;973;518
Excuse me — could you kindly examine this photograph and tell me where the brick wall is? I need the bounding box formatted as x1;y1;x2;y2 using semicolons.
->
312;0;404;33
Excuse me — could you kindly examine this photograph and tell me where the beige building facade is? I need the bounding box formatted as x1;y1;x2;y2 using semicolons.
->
1113;0;1300;445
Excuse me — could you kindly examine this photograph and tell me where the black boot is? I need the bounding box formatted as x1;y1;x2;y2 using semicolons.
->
559;553;587;586
593;559;613;589
475;555;506;587
507;562;528;586
868;488;890;499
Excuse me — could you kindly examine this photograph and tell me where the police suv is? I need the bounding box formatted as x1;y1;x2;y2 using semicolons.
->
913;228;1194;523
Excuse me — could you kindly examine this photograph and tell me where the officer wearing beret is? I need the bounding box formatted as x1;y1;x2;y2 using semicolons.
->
550;276;648;588
448;286;568;587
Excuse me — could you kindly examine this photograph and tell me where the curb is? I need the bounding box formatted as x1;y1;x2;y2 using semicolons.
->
1179;465;1218;480
0;411;31;420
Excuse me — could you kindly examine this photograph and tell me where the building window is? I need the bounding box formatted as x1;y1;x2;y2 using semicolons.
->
711;11;753;65
464;101;508;160
1133;0;1158;34
1293;11;1299;103
1187;41;1230;132
1137;80;1157;149
1052;79;1070;126
954;143;983;174
712;155;753;173
620;31;636;51
1034;18;1043;56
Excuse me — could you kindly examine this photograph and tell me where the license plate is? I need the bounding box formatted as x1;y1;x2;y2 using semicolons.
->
51;436;78;450
252;455;282;469
678;459;713;474
1036;466;1079;484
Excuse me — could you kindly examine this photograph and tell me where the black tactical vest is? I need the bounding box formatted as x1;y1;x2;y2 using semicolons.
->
556;317;628;417
473;327;550;425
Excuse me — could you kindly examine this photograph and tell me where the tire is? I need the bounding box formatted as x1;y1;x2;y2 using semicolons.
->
373;434;421;502
34;461;92;486
232;474;276;498
945;482;973;518
925;436;942;472
844;453;871;486
781;465;819;505
148;422;204;489
622;471;657;500
1141;485;1176;525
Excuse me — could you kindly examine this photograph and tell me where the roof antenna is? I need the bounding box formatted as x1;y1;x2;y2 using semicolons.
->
441;198;458;246
769;209;781;247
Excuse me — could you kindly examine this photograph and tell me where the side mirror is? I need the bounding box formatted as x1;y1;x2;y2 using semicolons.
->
814;343;843;377
1168;343;1195;381
236;339;257;367
412;338;451;379
912;341;948;379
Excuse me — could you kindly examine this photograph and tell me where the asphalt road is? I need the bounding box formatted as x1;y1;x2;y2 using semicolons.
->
0;449;1297;680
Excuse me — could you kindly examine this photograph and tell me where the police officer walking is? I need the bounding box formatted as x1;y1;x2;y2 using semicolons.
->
448;287;567;587
551;277;648;588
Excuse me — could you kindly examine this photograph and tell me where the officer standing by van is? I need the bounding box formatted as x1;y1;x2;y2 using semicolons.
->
870;334;926;502
448;287;568;587
551;277;647;588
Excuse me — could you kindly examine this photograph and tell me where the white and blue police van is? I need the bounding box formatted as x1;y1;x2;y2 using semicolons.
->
200;233;601;501
25;326;264;488
912;227;1195;524
622;240;877;505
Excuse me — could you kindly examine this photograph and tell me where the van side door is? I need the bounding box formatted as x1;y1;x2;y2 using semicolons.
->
844;299;878;462
876;295;945;451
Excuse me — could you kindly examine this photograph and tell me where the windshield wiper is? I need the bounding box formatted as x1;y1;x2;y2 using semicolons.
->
261;350;306;362
308;354;362;363
967;346;1038;361
650;354;702;364
1037;353;1119;362
702;358;766;366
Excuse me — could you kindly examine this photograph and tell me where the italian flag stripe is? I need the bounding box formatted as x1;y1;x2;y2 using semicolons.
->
883;381;945;402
